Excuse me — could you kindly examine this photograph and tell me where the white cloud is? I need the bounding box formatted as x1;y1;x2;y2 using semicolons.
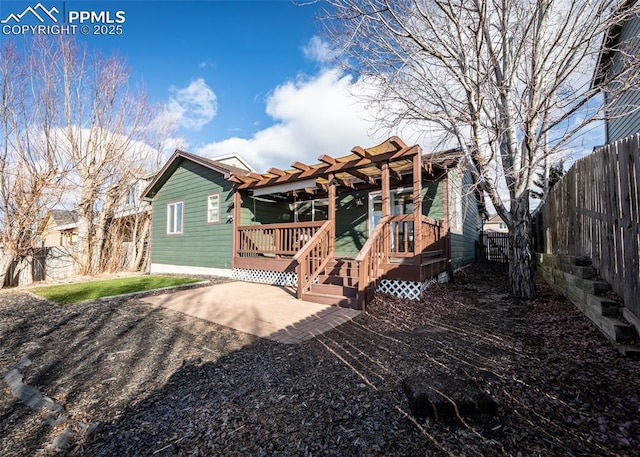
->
166;79;217;131
195;65;445;174
302;36;339;65
197;69;383;172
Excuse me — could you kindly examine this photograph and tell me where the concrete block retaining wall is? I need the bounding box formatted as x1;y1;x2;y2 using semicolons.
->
536;253;639;358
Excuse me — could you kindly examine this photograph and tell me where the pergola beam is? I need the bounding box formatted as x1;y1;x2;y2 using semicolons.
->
291;161;310;171
346;169;376;186
235;141;421;190
268;167;287;176
318;154;337;165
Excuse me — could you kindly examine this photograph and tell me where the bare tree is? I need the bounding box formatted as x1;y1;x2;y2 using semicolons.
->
322;0;640;298
0;40;70;286
1;37;168;283
50;38;166;275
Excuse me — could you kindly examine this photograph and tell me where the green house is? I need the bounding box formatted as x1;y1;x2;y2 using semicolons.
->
142;137;485;309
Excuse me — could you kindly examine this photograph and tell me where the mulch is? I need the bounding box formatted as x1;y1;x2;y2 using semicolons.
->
1;263;638;456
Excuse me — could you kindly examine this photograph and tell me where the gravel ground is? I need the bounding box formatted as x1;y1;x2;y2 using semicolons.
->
1;264;639;456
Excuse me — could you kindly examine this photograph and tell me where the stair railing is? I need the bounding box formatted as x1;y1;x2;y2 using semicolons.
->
293;220;333;299
355;215;390;309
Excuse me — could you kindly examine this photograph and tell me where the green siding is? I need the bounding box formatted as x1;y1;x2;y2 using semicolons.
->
422;177;445;221
449;168;481;269
335;191;368;257
151;160;234;269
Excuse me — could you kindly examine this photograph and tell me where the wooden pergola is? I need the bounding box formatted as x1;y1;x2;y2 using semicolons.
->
229;137;445;309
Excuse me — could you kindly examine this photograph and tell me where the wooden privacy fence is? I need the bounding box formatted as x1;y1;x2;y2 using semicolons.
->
535;134;640;318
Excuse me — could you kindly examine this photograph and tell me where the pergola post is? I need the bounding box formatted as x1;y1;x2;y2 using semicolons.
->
232;189;242;268
413;148;423;256
328;173;336;257
381;162;391;217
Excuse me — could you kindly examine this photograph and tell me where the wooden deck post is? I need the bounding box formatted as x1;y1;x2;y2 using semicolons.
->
328;173;336;257
232;189;242;268
413;148;423;256
381;162;391;217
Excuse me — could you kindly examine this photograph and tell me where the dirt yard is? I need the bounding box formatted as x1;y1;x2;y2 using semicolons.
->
1;264;638;456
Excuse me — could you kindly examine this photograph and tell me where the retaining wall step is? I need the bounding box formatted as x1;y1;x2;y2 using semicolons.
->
536;254;639;354
586;295;619;318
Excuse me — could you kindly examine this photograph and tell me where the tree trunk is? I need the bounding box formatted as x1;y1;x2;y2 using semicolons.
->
508;195;536;299
0;252;14;289
131;214;151;272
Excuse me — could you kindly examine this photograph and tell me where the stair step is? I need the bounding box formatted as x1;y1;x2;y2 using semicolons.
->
302;291;359;309
318;275;359;287
310;283;357;298
324;265;359;277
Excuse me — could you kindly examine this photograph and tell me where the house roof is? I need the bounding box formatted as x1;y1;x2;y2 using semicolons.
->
209;153;255;172
231;136;462;194
141;149;252;200
593;0;639;88
49;210;77;229
486;214;504;224
37;209;77;236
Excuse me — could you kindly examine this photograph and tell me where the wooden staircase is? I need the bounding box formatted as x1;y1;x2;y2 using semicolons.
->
301;259;360;309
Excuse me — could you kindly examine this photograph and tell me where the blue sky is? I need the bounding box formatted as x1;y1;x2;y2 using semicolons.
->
1;0;383;172
1;0;604;174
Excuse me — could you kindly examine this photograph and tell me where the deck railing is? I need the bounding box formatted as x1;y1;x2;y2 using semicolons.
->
355;215;390;308
237;221;325;257
387;215;442;256
294;220;333;298
421;216;442;252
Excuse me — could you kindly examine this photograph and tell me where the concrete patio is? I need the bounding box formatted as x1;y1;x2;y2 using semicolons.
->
141;281;361;344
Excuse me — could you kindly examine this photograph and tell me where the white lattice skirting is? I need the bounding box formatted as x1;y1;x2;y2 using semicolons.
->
232;268;297;287
377;277;443;300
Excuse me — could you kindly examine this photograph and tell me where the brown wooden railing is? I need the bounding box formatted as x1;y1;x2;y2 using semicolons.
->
421;216;442;252
388;214;413;256
237;221;325;257
387;215;442;256
294;220;333;298
355;215;390;308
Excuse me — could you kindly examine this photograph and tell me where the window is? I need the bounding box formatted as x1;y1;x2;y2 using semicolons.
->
167;201;183;234
126;183;137;205
449;177;463;234
207;194;220;223
293;198;328;222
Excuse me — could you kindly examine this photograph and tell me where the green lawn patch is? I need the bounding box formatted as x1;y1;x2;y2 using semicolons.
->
32;275;203;304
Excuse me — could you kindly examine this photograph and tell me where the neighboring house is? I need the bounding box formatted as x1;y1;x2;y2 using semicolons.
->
36;210;78;247
594;0;640;143
141;137;485;309
484;214;508;233
112;173;155;220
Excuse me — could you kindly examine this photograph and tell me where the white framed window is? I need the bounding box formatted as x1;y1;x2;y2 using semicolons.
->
167;201;183;234
207;194;220;224
449;176;463;234
293;198;328;222
126;183;137;205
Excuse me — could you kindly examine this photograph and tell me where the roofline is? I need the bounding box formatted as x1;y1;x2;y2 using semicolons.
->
140;149;240;201
209;153;255;172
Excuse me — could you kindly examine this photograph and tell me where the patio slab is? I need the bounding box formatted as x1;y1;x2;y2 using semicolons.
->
140;281;360;344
